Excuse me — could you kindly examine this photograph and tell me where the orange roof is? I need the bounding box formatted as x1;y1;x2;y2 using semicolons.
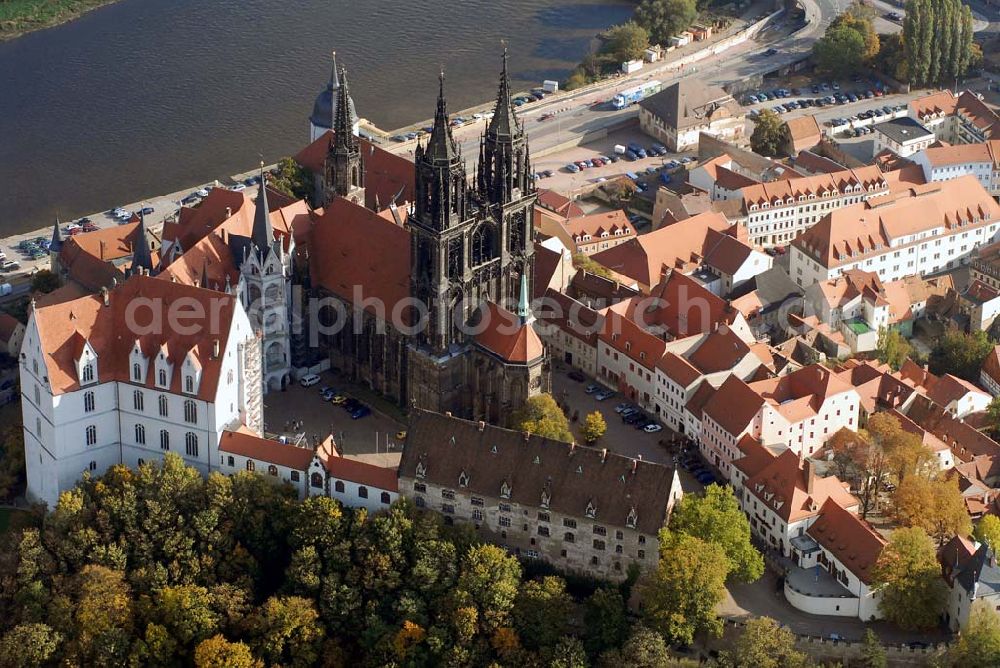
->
537;289;603;346
599;309;666;370
982;345;1000;387
732;432;776;478
219;427;316;470
926;373;990;408
920;141;1000;168
294;131;415;211
746;450;858;522
955;91;1000;138
308;197;411;319
656;352;700;387
537;189;586;218
318;436;399;491
702;375;764;437
685;380;717;419
625;271;741;339
740;165;886;212
167;188;248;251
784;115;821;143
687;324;750;374
564;210;635;244
909;90;958;121
31;274;239;399
749;363;854;423
807;498;886;584
474;302;545;364
590;210;733;287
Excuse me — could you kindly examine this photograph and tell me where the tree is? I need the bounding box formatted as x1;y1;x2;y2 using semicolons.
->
867;412;933;484
722;616;807;668
950;600;1000;667
549;636;588;668
930;330;994;381
874;32;907;81
891;475;971;544
0;426;26;502
750;110;785;157
669;484;763;583
511;394;574;443
985;397;1000;440
0;623;63;668
602;22;650;62
68;565;134;665
247;596;324;668
903;0;976;85
640;531;729;645
871;527;947;629
456;544;522;634
30;269;59;294
976;515;1000;552
573;252;613;279
194;635;262;668
859;629;887;668
876;328;912;371
269;157;313;201
512;576;572;651
583;588;628;656
834;7;880;62
581;411;607;444
598;624;672;668
813;23;866;76
634;0;697;45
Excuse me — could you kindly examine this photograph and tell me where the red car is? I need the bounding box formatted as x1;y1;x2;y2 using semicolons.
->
592;158;604;167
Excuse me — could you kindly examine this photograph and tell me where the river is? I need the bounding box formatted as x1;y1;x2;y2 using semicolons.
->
0;0;631;234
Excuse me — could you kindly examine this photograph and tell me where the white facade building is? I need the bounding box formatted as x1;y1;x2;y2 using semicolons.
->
912;141;1000;196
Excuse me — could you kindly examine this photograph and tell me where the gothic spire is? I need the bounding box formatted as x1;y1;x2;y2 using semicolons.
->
50;216;63;254
487;45;520;139
517;272;533;324
252;163;274;256
334;66;357;151
425;70;458;163
132;209;154;274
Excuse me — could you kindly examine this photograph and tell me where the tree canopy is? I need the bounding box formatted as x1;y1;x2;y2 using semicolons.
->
930;329;994;382
721;616;807;668
891;474;971;544
750;110;785;157
634;0;698;45
582;411;608;444
871;526;947;629
950;600;1000;667
903;0;976;86
975;515;1000;552
603;22;650;62
813;22;867;76
876;328;912;371
511;394;574;443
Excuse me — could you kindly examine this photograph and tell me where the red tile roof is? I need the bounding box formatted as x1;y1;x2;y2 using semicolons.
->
703;375;764;437
537;189;586;218
746;450;858;523
474;302;545;364
685;380;717;420
687;324;751;374
807;498;886;584
318;437;399;491
219;427;316;470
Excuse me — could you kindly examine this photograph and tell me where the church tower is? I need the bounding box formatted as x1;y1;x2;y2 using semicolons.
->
48;217;63;278
322;67;365;207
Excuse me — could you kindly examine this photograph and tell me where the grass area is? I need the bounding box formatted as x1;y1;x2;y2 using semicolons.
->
0;0;118;40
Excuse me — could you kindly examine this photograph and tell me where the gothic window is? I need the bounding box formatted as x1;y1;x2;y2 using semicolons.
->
472;224;495;266
158;369;167;386
626;507;638;529
34;385;39;405
133;390;144;412
358;486;369;499
246;460;255;472
184;400;197;424
84;391;95;413
85;425;96;446
334;480;345;493
82;364;94;384
133;363;142;381
267;465;278;477
508;211;526;253
185;376;194;393
159;395;168;417
312;473;324;489
380;492;391;504
135;424;145;445
185;432;198;458
160;430;169;451
447;237;463;279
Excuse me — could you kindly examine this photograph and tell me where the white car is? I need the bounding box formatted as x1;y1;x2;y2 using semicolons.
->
299;373;321;387
230;183;246;192
195;188;210;197
643;423;663;433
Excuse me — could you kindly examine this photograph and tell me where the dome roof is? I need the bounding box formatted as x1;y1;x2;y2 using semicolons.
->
310;55;358;130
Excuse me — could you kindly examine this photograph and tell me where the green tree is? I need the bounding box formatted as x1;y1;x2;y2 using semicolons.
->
584;587;628;656
670;484;763;583
640;531;729;645
457;544;522;633
602;22;650;62
247;596;324;668
975;514;1000;552
634;0;697;45
951;600;1000;667
512;576;572;651
269;157;313;201
750;110;785;157
549;635;588;668
930;329;994;381
871;527;947;629
145;585;221;658
891;475;971;544
194;634;262;668
0;426;26;502
597;624;672;668
813;22;867;76
68;565;134;665
573;253;613;279
30;269;59;294
835;7;880;62
722;616;807;668
581;411;607;444
876;328;912;371
860;629;887;668
0;623;63;668
903;0;976;86
511;394;574;443
985;396;1000;440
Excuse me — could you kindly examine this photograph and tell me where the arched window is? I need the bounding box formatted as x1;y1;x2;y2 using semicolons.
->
185;376;194;393
158;369;167;386
133;390;144;412
358;486;368;499
159;395;168;417
84;391;95;413
246;460;255;472
185;432;198;457
82;364;94;383
311;473;324;489
447;237;463;278
184;400;197;424
380;491;391;504
160;430;169;450
85;425;96;446
132;363;142;381
135;424;145;445
334;480;345;493
471;224;495;265
89;461;97;471
267;464;278;476
138;458;145;467
227;456;234;467
34;385;40;405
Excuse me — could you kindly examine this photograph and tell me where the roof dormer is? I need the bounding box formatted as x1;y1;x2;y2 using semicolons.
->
626;506;637;529
182;346;202;395
155;344;173;390
129;340;147;384
585;499;596;518
76;339;98;386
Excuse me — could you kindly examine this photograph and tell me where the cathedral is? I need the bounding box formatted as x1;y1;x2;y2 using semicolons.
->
297;51;549;425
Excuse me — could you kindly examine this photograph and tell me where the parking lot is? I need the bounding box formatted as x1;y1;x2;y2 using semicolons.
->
263;370;406;468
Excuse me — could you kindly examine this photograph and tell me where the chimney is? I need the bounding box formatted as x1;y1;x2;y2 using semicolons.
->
601;448;608;463
225;207;232;218
477;420;485;432
805;459;816;495
212;339;220;359
444;411;452;417
99;240;106;260
100;286;109;307
631;458;638;473
569;442;576;454
637;454;642;461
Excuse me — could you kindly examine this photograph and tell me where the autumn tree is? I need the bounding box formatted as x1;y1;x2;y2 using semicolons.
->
950;600;1000;667
835;5;880;62
750;110;785;157
456;544;522;634
867;411;933;483
247;596;324;668
930;329;993;382
891;475;971;544
597;624;673;668
583;588;629;657
194;635;262;668
872;527;947;629
826;423;889;518
876;328;912;371
721;616;807;668
582;411;607;444
813;22;867;76
985;396;1000;439
0;623;63;668
602;22;650;62
975;514;1000;552
269;157;313;201
634;0;697;45
669;484;763;583
30;269;60;295
512;576;572;651
640;531;729;645
512;394;574;443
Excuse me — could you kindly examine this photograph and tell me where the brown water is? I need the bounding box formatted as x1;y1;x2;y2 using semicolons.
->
0;0;631;233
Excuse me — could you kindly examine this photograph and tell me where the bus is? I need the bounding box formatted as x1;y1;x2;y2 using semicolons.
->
612;80;662;110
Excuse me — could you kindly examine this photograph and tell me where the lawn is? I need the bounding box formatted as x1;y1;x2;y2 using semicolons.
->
0;0;118;39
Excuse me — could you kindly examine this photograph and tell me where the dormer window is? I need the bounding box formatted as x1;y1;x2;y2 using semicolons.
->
77;340;98;386
415;460;426;479
500;480;511;499
182;348;202;395
158;369;167;387
82;364;94;383
133;363;142;382
185;376;194;393
458;470;469;488
626;507;637;529
585;499;596;518
540;489;550;509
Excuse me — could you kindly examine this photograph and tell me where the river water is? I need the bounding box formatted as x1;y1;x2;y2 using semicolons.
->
0;0;631;234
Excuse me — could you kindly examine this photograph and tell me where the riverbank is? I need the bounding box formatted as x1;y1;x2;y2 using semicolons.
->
0;0;119;40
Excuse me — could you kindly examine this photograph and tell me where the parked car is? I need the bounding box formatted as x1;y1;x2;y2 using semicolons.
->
621;407;639;418
320;388;337;401
565;163;580;173
299;373;321;387
644;423;663;433
614;402;632;414
140;206;155;215
594;390;615;401
585;384;601;394
568;370;586;382
350;405;371;419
